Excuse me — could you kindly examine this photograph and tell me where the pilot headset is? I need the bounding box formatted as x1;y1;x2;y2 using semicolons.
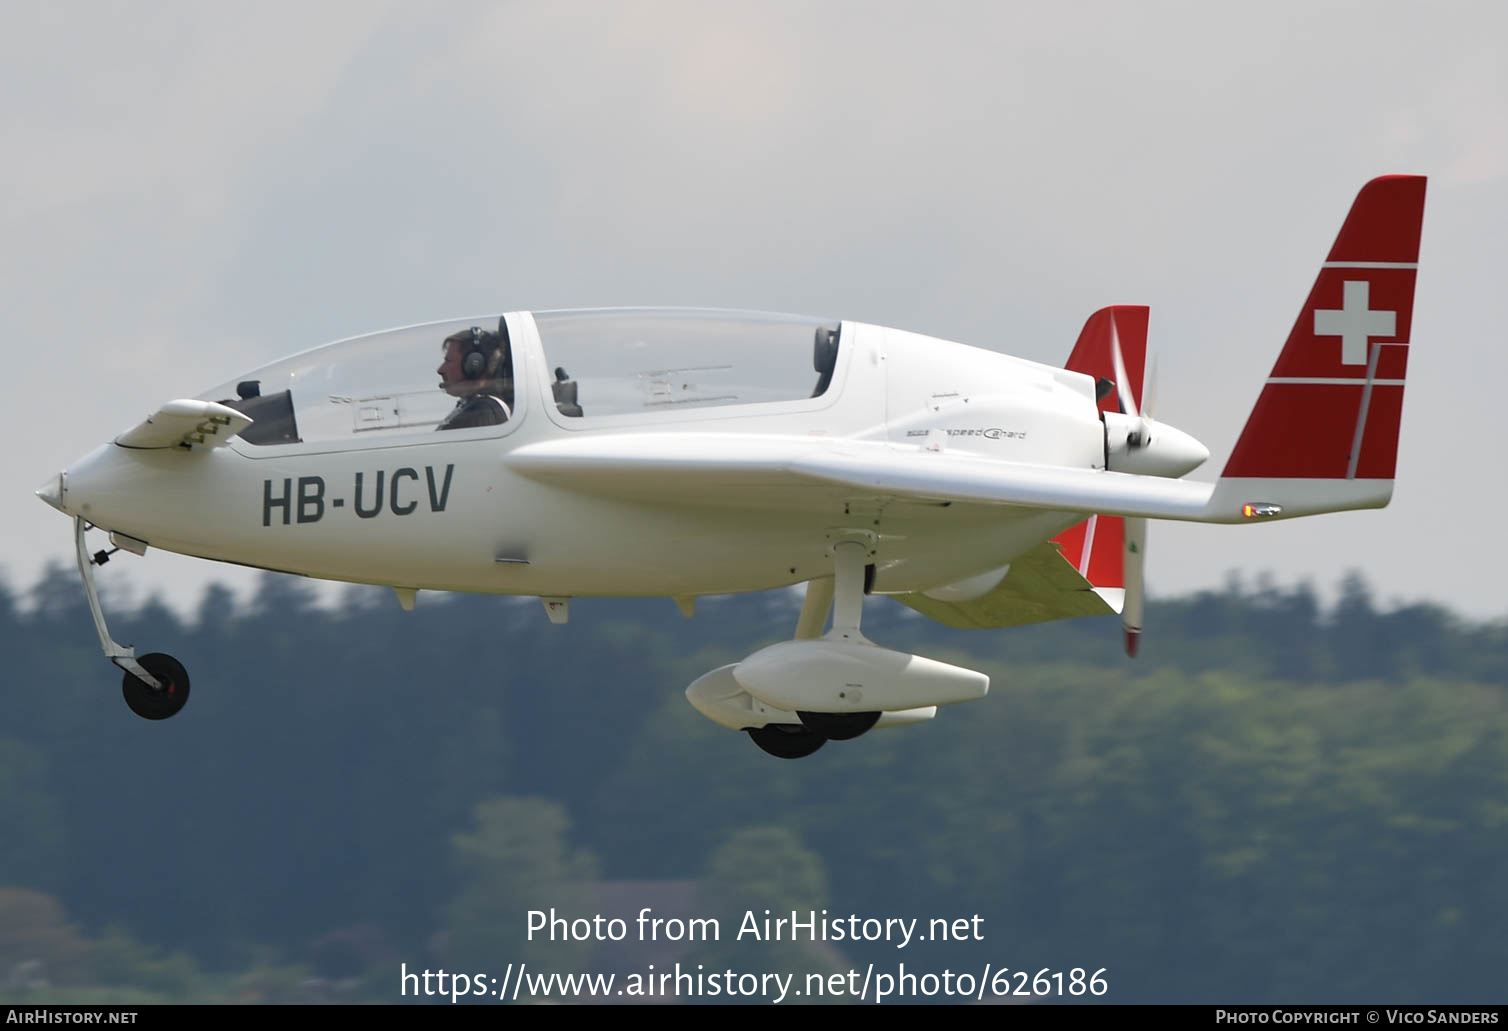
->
462;326;488;380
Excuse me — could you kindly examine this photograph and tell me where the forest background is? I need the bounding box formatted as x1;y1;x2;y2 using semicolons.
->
1;565;1503;1004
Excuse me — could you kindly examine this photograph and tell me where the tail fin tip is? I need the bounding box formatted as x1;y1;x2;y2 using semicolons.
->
1327;174;1427;265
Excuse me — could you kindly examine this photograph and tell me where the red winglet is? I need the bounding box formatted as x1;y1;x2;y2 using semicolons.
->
1223;175;1426;481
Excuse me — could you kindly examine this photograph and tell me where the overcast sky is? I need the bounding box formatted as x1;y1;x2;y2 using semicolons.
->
5;1;1505;620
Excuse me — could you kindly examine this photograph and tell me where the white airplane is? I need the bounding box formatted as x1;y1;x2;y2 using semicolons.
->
35;175;1426;758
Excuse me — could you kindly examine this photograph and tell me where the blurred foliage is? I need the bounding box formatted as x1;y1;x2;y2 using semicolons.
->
0;889;91;986
443;796;599;984
690;826;842;993
0;741;65;891
86;929;204;1000
0;566;1505;1001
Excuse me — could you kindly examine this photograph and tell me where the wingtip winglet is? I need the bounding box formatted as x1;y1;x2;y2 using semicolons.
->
1220;174;1425;488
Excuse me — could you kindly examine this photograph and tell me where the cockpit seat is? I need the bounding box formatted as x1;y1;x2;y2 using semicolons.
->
812;325;840;397
220;380;302;445
553;367;583;418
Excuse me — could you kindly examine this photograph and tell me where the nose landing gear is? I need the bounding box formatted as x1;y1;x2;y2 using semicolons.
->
73;517;190;721
121;653;191;720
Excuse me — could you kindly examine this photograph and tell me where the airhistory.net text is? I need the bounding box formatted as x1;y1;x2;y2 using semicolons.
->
525;908;984;950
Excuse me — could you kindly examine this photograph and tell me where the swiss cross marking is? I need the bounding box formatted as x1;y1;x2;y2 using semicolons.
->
1313;280;1395;366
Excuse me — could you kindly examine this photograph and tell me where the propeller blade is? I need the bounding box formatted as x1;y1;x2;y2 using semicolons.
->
1144;352;1159;421
1109;314;1150;447
1123;516;1147;657
1108;315;1139;420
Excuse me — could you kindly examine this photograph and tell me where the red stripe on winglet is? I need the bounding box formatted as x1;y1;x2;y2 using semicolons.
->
1356;384;1406;479
1326;175;1427;264
1222;383;1362;478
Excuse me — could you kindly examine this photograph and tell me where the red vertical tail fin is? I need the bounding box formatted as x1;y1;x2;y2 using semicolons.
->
1065;305;1149;419
1054;305;1148;597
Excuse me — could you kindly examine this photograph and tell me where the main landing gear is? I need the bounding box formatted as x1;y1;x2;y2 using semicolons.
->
795;710;881;740
74;517;190;721
744;539;882;759
743;709;879;760
746;723;827;759
687;536;982;758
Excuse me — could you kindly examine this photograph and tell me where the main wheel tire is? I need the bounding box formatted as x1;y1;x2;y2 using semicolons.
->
797;710;881;740
121;653;190;721
746;723;826;759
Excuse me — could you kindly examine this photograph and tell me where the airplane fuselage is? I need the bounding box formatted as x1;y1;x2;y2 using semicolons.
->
56;314;1112;599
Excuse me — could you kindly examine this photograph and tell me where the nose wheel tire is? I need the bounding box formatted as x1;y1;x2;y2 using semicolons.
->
121;653;190;720
797;710;880;740
746;723;826;759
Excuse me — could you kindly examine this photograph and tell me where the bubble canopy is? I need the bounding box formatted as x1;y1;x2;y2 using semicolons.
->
198;309;841;447
198;316;514;447
533;308;840;420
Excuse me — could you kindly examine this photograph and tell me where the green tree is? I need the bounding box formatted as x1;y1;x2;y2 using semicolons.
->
0;889;90;987
692;826;841;999
86;928;204;1000
0;740;65;891
441;796;599;986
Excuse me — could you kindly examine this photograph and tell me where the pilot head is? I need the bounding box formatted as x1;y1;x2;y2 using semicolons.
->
438;326;508;397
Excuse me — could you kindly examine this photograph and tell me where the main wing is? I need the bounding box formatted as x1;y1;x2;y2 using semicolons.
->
506;433;1217;519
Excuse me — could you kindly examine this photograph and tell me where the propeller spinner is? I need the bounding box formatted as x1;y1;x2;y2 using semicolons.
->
1102;320;1208;479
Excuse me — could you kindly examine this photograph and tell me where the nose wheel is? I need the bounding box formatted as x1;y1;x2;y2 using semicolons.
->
72;517;192;721
121;653;191;720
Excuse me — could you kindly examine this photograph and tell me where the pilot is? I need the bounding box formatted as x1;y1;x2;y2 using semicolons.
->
436;326;512;431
